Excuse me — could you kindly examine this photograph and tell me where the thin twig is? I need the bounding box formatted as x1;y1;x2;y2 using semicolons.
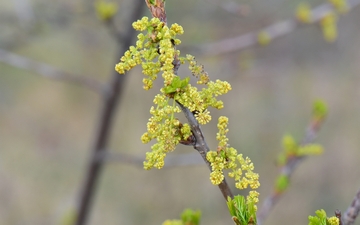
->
177;102;234;200
343;188;360;225
74;1;146;225
193;0;360;56
335;209;343;225
257;119;324;225
0;48;104;93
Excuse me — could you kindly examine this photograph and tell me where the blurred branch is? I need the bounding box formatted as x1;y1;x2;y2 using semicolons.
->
0;49;104;93
257;116;325;225
177;102;234;200
343;188;360;225
97;152;204;167
194;0;360;56
104;18;126;44
74;0;146;225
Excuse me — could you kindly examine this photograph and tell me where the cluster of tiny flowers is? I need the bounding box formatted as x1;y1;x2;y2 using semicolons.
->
206;117;260;202
327;217;340;225
141;94;192;169
115;16;183;90
184;54;210;85
174;80;231;124
296;3;312;23
320;13;338;43
117;17;235;169
247;190;260;211
141;94;191;169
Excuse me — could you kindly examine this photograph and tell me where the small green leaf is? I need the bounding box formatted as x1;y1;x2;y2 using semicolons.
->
275;175;289;192
181;209;201;225
308;209;328;225
282;134;298;155
163;77;189;94
297;144;324;156
313;99;328;120
227;195;257;225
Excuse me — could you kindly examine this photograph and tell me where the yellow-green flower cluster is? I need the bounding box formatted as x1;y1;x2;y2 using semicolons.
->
141;94;192;169
247;190;260;208
320;13;338;43
117;17;234;169
328;0;348;13
327;217;340;225
184;54;210;85
94;0;118;21
206;117;260;197
296;3;312;23
173;80;231;124
115;16;184;90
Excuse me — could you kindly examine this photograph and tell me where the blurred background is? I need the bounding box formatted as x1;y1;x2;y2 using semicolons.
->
0;0;360;224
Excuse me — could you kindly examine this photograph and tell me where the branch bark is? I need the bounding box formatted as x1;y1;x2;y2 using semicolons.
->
74;1;146;224
177;102;234;200
343;188;360;225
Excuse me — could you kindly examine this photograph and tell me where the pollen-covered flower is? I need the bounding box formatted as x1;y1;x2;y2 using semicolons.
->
195;110;211;124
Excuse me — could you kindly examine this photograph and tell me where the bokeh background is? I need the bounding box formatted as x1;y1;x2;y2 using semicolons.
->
1;0;360;224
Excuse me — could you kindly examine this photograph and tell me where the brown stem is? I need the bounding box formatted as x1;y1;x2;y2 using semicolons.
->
145;0;233;202
343;188;360;225
177;102;234;200
74;1;146;225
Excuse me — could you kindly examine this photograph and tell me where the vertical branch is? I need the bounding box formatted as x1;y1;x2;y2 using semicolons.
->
74;1;146;225
144;0;234;200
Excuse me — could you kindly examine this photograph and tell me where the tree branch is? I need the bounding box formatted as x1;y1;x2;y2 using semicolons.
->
144;0;233;200
343;188;360;225
74;1;146;224
177;102;234;200
104;17;126;44
193;0;360;56
0;48;104;94
257;118;324;225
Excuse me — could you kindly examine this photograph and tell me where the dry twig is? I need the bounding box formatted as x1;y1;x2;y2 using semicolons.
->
74;1;146;224
194;0;360;56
